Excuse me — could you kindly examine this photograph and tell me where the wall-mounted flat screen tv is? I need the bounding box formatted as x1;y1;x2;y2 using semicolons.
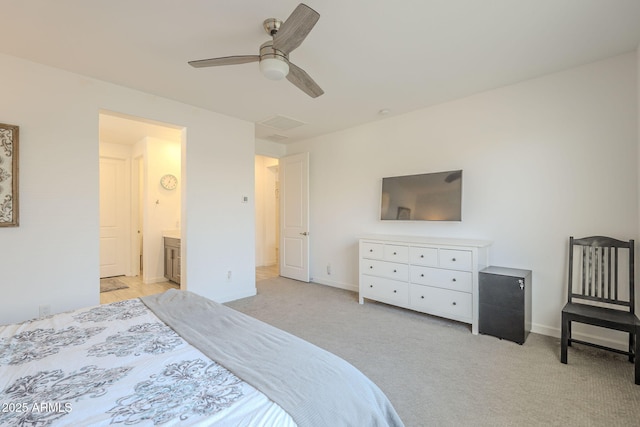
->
381;170;462;221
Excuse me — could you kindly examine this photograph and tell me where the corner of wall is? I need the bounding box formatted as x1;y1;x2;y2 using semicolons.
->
255;138;287;158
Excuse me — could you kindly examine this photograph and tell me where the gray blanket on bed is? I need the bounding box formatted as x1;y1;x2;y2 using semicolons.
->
141;289;403;427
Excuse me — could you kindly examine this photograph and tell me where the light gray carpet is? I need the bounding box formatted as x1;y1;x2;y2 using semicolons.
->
226;276;640;427
99;277;129;293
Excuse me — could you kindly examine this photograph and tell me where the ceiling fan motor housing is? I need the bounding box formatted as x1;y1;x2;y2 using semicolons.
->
263;18;282;36
259;41;290;80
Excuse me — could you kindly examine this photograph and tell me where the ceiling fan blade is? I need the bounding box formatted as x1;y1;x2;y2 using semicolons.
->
287;62;324;98
273;3;320;54
188;55;259;68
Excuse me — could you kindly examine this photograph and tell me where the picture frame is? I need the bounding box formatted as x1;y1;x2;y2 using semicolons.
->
0;123;19;227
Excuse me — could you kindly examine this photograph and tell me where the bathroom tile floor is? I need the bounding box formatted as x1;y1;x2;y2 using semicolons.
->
100;266;279;304
100;276;178;304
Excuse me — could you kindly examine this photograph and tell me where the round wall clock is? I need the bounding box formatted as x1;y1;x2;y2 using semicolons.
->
160;174;178;190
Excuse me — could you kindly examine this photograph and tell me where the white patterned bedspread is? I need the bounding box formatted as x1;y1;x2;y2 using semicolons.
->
0;299;296;426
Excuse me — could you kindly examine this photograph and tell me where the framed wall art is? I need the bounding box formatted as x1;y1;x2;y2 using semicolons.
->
0;123;19;227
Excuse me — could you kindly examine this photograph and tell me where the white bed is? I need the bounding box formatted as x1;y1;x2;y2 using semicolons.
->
0;289;403;426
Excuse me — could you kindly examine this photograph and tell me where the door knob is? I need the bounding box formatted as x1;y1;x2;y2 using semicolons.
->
300;232;309;236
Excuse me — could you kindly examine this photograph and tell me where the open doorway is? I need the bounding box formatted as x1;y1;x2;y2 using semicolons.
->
255;155;280;281
99;111;183;302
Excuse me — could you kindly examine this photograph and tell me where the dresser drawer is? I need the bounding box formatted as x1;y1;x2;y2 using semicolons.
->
361;259;409;281
409;246;438;266
410;266;472;292
360;276;409;306
409;285;472;320
383;244;409;262
361;242;383;259
439;249;472;271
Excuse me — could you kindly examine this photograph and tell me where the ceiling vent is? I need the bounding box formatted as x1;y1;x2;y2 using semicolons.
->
264;134;289;142
259;114;306;131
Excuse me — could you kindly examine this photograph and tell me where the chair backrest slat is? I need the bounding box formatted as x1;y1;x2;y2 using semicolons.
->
607;247;612;299
614;247;619;300
567;236;634;310
596;247;602;297
592;247;596;298
581;247;587;295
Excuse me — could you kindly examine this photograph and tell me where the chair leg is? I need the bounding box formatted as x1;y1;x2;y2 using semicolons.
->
561;314;569;364
635;326;639;385
568;321;572;347
630;331;635;363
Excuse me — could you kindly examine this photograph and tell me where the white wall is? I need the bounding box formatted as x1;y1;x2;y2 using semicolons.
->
286;52;638;341
0;53;256;324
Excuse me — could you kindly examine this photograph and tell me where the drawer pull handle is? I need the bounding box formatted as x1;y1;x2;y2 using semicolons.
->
452;278;457;282
393;252;397;255
420;274;424;277
393;290;397;293
369;266;373;269
420;254;424;258
370;285;373;288
452;258;456;262
421;295;425;299
369;249;373;252
452;302;457;306
393;269;397;273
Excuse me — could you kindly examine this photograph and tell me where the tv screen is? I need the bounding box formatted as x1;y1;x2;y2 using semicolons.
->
381;170;462;221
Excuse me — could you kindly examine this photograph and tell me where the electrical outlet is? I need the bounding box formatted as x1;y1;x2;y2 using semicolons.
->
39;305;51;318
326;264;331;275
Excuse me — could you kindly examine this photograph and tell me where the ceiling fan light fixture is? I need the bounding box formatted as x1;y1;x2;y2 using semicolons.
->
259;57;290;80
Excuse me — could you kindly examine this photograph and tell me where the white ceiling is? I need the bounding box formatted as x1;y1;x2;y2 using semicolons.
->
2;1;640;144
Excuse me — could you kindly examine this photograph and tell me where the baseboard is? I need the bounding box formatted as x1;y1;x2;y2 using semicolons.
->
216;287;257;303
532;323;628;351
311;279;631;351
257;262;277;268
143;276;170;285
531;323;559;338
311;277;358;293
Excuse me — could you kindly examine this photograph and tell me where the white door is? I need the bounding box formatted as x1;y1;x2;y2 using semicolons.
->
100;157;128;278
279;152;309;282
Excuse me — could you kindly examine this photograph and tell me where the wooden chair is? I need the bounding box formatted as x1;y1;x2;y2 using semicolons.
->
561;236;639;384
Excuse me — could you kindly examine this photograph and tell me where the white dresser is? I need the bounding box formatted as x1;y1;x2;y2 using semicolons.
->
359;235;491;334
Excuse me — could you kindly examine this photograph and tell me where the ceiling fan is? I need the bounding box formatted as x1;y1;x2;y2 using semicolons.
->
188;3;324;98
